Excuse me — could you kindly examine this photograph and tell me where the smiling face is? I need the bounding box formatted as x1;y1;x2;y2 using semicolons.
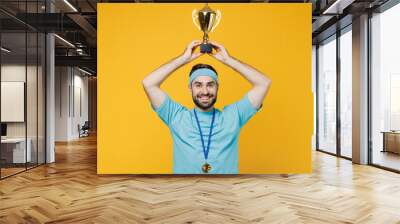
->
190;75;218;111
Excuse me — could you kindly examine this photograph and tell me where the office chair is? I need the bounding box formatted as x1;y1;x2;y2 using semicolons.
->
79;121;90;138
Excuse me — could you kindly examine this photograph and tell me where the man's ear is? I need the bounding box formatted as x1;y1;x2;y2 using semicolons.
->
189;84;193;94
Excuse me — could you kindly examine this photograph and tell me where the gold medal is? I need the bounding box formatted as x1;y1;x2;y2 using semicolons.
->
202;163;212;173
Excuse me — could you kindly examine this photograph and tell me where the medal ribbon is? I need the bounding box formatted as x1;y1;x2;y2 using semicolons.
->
193;108;216;161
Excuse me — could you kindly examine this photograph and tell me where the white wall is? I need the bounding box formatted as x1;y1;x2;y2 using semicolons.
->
1;82;25;122
55;67;70;141
72;72;89;138
1;65;38;137
55;67;89;141
1;63;46;164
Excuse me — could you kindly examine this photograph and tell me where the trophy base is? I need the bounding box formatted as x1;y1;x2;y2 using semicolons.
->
200;43;213;53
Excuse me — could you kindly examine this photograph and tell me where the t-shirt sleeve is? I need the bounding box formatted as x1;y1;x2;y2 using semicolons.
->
227;93;260;127
151;94;185;126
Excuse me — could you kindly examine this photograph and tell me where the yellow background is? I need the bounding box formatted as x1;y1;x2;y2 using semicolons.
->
98;3;312;174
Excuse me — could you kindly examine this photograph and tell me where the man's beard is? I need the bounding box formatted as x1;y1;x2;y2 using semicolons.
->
192;93;217;111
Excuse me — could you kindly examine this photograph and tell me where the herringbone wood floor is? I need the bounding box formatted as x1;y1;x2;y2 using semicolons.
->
1;134;400;224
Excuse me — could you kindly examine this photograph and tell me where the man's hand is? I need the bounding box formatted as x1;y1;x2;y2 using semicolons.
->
208;40;231;63
207;40;271;110
180;40;203;64
142;40;205;109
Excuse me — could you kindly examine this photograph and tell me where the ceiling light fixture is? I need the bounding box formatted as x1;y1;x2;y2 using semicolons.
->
54;34;75;48
63;0;78;12
78;67;93;76
322;0;354;15
1;47;11;53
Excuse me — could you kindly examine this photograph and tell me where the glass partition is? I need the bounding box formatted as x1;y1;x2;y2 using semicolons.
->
0;1;46;179
317;35;337;154
1;30;28;177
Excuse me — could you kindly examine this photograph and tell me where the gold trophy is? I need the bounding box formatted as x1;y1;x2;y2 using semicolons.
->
192;4;221;53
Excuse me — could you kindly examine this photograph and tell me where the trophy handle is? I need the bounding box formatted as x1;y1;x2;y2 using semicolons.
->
211;10;221;32
192;9;202;31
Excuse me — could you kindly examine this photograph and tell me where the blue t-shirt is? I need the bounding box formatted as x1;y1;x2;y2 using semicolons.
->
152;94;259;174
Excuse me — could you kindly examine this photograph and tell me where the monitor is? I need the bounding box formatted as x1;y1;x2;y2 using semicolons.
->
1;123;7;137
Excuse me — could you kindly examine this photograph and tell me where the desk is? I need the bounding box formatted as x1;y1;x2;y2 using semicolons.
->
1;138;31;163
381;131;400;154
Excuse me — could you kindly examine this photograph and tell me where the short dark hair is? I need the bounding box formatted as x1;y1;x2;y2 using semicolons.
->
189;64;218;77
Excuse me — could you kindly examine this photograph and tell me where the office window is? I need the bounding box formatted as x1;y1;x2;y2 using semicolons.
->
317;35;337;154
340;28;352;158
390;75;400;130
312;45;317;150
371;3;400;171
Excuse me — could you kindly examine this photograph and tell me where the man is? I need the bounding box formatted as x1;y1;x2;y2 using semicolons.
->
142;40;271;174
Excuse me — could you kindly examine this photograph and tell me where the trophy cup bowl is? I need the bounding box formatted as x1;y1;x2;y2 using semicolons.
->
192;4;221;53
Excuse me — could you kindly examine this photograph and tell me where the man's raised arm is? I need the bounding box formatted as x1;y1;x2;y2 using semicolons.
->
142;40;202;109
209;41;272;110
